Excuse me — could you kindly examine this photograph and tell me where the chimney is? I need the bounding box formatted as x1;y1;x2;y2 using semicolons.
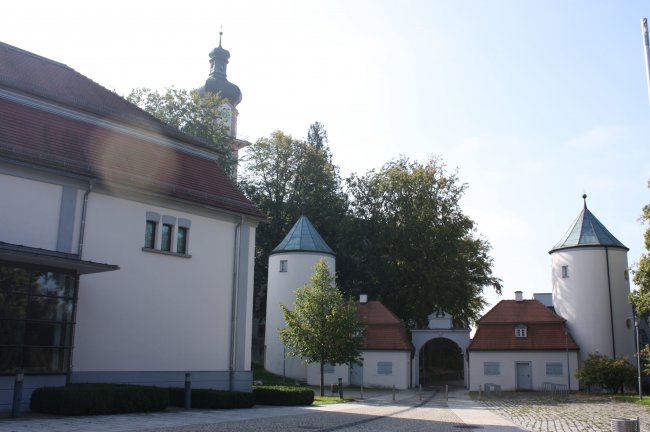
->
515;291;523;302
359;294;368;304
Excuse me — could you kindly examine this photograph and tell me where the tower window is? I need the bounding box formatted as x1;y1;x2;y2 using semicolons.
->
144;221;157;249
280;260;288;272
561;265;569;278
624;270;629;281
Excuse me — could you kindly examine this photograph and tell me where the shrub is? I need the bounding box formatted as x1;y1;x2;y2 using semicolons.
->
168;387;254;409
253;385;314;406
575;352;637;394
30;383;169;415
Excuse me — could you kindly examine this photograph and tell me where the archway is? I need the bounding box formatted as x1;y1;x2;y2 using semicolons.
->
419;337;464;386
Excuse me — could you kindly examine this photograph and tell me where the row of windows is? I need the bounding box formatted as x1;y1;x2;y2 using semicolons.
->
483;362;563;376
560;265;629;280
323;362;393;375
144;212;191;256
0;264;77;374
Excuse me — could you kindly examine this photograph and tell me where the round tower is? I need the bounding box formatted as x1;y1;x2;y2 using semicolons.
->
549;195;635;363
264;216;335;380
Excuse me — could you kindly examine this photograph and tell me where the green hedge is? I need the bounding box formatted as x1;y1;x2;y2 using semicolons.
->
253;385;314;406
30;384;169;416
168;388;254;409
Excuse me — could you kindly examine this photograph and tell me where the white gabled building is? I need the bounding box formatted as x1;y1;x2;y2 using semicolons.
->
0;41;264;413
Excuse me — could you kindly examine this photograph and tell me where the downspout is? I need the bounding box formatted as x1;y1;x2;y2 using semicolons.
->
230;215;243;390
605;247;616;357
68;179;94;384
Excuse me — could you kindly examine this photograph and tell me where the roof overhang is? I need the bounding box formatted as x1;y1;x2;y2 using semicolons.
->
0;242;119;275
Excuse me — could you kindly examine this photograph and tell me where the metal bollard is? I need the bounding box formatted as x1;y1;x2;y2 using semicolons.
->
479;384;482;400
360;383;364;400
184;373;192;409
445;384;448;401
338;378;343;398
11;370;24;418
419;384;422;401
392;384;395;401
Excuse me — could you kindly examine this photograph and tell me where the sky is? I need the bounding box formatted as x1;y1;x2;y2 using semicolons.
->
3;0;650;317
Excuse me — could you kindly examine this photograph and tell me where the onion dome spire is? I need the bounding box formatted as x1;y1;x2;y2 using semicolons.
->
198;29;242;106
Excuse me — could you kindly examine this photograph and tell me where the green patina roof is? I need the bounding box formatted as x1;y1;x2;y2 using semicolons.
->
271;215;335;256
550;196;628;253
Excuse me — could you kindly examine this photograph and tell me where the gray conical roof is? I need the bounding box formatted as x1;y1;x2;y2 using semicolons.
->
550;197;627;253
271;216;335;256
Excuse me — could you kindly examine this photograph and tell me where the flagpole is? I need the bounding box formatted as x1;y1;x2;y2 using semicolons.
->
642;18;650;104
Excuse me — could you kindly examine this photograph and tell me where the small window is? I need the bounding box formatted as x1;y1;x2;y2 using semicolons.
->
561;265;569;278
377;361;392;375
144;221;157;249
177;227;188;254
624;270;629;281
484;362;500;375
280;260;288;272
161;224;173;251
546;362;563;376
515;324;527;338
323;363;335;374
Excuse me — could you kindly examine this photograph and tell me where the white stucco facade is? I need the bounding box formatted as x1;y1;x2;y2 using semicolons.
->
468;351;579;391
264;251;335;380
359;351;411;389
551;247;635;363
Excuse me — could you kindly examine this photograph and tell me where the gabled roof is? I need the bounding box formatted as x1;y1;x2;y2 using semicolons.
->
356;300;413;351
0;42;264;219
469;299;579;351
550;197;627;253
271;216;335;256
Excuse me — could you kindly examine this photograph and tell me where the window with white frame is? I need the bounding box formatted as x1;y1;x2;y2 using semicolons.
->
143;213;191;257
280;260;288;272
377;361;393;375
484;362;500;375
515;324;528;338
561;265;569;278
546;362;563;376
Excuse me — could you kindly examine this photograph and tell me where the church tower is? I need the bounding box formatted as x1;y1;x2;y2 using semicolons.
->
197;31;247;174
549;195;636;363
264;216;336;380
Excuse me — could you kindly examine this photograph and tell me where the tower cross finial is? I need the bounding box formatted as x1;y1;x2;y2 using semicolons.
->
582;193;587;209
219;25;223;47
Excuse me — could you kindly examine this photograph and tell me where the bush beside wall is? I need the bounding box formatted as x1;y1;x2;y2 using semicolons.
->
30;384;169;416
168;388;255;409
253;385;314;406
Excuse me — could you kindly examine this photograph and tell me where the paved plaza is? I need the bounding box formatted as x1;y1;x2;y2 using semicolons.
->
0;387;647;431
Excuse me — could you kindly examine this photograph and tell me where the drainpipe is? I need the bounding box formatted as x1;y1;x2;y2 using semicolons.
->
77;179;95;258
229;216;243;390
605;247;616;357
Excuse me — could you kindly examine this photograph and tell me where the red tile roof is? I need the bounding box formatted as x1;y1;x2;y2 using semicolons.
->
468;300;579;351
0;42;263;219
356;301;413;351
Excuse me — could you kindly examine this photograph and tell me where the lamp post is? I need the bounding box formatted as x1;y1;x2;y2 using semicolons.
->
635;316;643;399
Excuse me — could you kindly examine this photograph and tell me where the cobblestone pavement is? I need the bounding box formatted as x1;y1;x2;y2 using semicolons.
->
480;394;649;432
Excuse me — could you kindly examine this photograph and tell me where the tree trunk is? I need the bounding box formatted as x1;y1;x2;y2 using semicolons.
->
320;360;325;397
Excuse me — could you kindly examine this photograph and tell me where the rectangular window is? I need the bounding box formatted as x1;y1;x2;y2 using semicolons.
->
161;224;172;251
280;260;288;272
144;221;156;249
176;227;188;254
515;325;527;338
484;362;500;375
546;362;563;376
561;265;569;278
377;361;393;375
323;363;335;374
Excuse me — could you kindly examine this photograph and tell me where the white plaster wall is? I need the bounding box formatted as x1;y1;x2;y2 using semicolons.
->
243;225;256;371
361;351;411;389
468;351;579;391
74;192;244;371
551;247;635;362
0;173;62;249
307;363;349;387
264;252;335;380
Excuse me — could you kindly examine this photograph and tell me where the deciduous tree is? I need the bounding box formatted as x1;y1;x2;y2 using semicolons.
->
630;179;650;317
279;260;364;396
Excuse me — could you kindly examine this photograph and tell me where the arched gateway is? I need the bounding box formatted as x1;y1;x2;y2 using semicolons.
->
410;312;470;388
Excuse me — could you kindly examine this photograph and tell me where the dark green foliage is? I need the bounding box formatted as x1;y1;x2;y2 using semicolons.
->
168;388;254;409
575;352;637;394
30;384;169;415
253;385;314;406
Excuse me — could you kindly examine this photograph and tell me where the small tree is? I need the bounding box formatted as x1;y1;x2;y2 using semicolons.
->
574;352;637;394
279;259;364;396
